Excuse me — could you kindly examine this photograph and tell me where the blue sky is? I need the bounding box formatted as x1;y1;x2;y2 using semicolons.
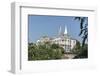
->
28;15;88;43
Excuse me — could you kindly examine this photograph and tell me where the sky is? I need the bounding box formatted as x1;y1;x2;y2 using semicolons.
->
28;15;88;43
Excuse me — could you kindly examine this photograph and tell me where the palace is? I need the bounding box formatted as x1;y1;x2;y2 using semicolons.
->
36;26;77;53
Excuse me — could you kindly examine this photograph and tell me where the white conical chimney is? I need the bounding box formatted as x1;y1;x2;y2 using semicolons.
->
64;26;68;35
59;26;62;35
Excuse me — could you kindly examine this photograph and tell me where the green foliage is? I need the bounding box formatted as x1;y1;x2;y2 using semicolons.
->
28;42;64;60
51;44;59;49
71;40;88;58
71;41;81;54
74;44;88;58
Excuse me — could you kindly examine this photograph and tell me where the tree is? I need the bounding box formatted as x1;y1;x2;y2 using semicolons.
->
74;17;88;47
71;40;81;54
28;42;64;60
28;43;37;60
73;17;88;59
74;44;88;58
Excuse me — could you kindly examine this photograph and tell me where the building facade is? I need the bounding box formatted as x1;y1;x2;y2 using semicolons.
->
36;26;76;53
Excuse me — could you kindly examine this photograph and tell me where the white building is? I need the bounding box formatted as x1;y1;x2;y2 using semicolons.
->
37;26;76;53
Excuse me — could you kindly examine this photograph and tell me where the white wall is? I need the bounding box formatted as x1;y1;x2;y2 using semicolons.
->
0;0;100;76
